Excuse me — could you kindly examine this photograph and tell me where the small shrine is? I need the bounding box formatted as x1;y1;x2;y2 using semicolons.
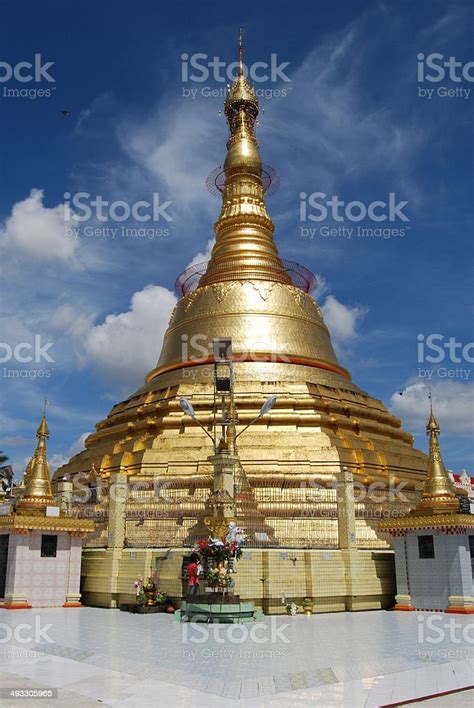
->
175;442;263;623
380;408;474;613
0;410;94;608
174;339;267;622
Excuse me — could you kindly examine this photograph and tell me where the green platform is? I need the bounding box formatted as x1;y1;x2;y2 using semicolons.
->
175;600;264;623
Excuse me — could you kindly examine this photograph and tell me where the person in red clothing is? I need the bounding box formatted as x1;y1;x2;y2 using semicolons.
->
187;554;200;596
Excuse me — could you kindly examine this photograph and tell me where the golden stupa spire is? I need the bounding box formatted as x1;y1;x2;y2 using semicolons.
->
17;402;57;512
413;396;459;515
147;30;349;384
199;30;291;288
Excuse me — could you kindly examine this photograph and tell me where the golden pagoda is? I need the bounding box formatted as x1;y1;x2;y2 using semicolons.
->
380;408;474;614
381;406;469;530
53;32;429;611
4;411;93;533
15;414;57;512
415;410;461;514
0;411;94;608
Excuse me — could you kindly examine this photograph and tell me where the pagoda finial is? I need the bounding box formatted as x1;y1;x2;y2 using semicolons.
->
426;387;438;434
238;28;244;76
17;407;57;512
32;398;50;440
224;28;258;112
428;387;432;414
198;31;291;289
413;401;460;515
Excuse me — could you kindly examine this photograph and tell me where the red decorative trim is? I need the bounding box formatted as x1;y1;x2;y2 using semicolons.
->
394;605;416;611
149;353;351;382
1;603;32;610
379;684;474;707
445;607;474;614
63;602;83;608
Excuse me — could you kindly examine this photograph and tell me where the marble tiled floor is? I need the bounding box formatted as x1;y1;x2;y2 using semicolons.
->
0;608;472;707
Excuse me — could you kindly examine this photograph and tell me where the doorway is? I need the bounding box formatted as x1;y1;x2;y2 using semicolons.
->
0;535;9;598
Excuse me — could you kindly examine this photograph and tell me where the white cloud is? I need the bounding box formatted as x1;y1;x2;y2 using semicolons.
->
185;238;214;269
118;99;221;215
49;304;95;339
84;284;177;390
321;294;368;345
50;432;90;473
390;381;474;436
313;274;329;302
264;11;426;211
74;91;115;134
0;189;79;266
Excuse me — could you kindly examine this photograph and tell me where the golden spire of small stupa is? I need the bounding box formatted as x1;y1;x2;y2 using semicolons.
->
413;394;460;515
17;401;57;512
199;30;291;288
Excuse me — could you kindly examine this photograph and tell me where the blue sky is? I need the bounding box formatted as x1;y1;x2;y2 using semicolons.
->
0;0;472;477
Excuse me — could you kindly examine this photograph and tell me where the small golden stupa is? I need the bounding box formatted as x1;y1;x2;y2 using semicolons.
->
380;407;474;614
15;414;57;513
381;404;470;530
0;410;94;608
413;410;462;515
